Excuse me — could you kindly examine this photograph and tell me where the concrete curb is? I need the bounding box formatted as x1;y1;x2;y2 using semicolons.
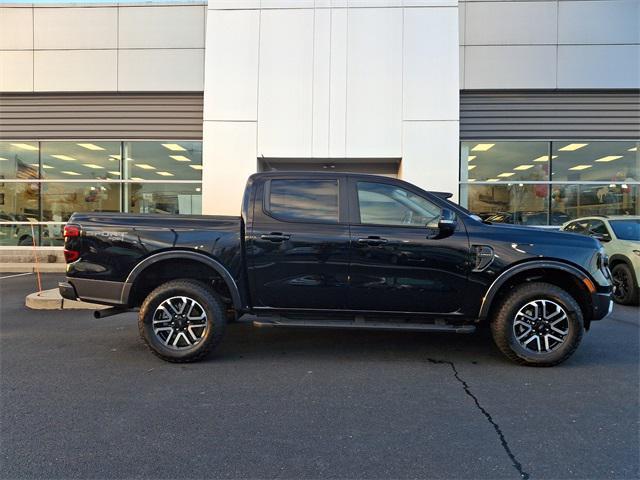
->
1;263;66;273
25;288;108;310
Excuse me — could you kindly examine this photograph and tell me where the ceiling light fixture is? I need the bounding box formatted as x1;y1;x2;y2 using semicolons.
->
0;157;8;161
594;155;623;162
468;165;476;170
514;165;534;170
51;155;76;161
558;143;588;151
471;143;495;152
135;164;156;170
110;155;121;160
108;171;121;176
569;165;592;171
61;171;81;176
162;143;187;152
189;165;203;170
170;155;191;162
533;155;558;162
467;155;476;162
82;164;104;169
156;171;174;177
130;177;144;181
629;146;638;152
487;178;500;182
76;143;105;151
498;172;515;177
11;143;38;151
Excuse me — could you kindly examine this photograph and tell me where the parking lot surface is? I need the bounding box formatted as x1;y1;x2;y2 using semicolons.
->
1;273;639;479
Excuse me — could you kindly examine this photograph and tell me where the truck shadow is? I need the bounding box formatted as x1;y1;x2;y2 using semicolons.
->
211;321;514;366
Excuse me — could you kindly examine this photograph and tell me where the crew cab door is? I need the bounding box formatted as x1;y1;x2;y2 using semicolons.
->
347;178;470;314
247;176;350;310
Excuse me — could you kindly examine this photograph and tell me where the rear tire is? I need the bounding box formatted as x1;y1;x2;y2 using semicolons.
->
612;263;639;306
490;282;584;367
138;279;227;363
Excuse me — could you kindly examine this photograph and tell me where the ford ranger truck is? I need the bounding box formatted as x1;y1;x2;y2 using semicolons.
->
59;172;613;366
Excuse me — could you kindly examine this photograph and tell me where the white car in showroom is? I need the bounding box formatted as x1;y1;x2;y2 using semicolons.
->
562;216;640;305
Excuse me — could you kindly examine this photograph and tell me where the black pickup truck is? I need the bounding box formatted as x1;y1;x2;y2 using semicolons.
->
60;172;613;366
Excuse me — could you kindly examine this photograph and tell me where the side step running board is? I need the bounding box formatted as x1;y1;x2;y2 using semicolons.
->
253;318;475;334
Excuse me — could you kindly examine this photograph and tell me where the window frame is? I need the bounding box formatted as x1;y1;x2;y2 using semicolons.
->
262;177;345;225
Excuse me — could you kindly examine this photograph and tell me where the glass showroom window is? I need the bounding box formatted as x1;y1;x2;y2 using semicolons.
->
40;141;121;180
549;141;639;221
460;140;640;226
123;141;202;214
0;140;203;246
0;142;41;245
460;141;553;225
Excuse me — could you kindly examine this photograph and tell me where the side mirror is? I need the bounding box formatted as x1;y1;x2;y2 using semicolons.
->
437;208;457;236
592;233;611;243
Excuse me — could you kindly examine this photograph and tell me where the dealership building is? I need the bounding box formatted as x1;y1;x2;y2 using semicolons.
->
0;0;638;246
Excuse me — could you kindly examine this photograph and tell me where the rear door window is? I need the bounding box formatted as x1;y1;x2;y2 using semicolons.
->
266;179;339;224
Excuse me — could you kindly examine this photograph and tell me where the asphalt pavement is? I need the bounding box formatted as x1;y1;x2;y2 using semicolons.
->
1;273;639;479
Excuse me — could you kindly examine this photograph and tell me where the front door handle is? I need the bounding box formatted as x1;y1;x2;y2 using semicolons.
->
357;236;388;246
260;232;291;243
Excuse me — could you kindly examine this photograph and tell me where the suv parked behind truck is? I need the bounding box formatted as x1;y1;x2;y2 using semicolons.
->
60;172;613;366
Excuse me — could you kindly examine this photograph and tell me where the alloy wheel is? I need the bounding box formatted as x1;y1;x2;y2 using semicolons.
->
152;296;209;349
612;268;630;302
512;299;569;353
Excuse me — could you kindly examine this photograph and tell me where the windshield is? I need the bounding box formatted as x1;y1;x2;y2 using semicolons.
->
609;219;640;241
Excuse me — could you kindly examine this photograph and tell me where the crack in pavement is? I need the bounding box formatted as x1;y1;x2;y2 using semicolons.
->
428;358;530;480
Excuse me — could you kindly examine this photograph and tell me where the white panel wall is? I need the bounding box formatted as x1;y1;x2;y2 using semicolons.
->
203;1;460;214
328;9;348;158
558;0;640;45
119;6;205;48
0;51;33;92
202;122;257;216
34;50;118;92
0;4;206;93
346;8;403;157
257;9;314;157
311;9;331;158
465;46;556;89
118;49;204;91
402;121;460;201
404;7;459;121
461;0;640;90
34;7;117;49
203;9;260;121
558;45;640;89
0;8;33;50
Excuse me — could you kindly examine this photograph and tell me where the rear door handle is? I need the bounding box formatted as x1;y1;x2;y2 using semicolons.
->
260;233;291;243
357;236;388;246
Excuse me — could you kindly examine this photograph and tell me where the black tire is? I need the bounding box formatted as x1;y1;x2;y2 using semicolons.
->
138;279;227;363
490;282;584;367
18;236;33;246
611;263;639;306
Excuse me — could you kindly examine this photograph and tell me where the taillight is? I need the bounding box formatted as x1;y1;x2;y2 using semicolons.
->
63;224;81;263
64;250;79;262
63;225;80;238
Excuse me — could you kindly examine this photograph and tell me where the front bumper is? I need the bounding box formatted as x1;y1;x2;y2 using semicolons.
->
591;290;614;321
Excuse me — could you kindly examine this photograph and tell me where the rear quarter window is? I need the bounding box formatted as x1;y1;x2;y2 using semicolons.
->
267;179;339;224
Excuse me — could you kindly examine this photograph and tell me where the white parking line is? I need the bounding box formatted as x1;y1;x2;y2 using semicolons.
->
0;272;33;280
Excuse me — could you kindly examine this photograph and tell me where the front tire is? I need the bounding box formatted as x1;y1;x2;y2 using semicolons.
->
490;282;584;367
138;279;227;363
612;263;639;306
